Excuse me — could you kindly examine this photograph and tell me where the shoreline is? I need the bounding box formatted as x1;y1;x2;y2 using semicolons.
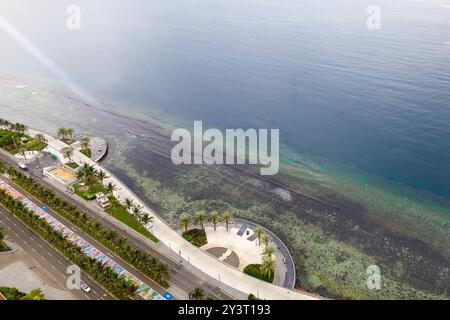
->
1;78;449;299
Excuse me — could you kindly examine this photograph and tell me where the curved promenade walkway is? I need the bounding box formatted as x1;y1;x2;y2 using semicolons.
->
233;218;296;290
28;128;319;300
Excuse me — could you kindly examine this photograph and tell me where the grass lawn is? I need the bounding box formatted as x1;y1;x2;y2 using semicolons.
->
106;197;159;243
243;264;274;283
81;148;91;158
65;162;79;169
72;181;105;200
182;228;208;247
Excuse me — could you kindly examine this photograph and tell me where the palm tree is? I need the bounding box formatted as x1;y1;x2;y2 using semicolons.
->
131;206;141;220
35;133;45;142
57;127;67;140
191;287;205;300
80;136;90;151
140;213;153;227
63;148;74;162
194;210;207;230
154;262;170;285
23;288;46;300
220;212;233;231
76;169;85;180
96;170;107;184
261;233;271;248
105;182;116;196
260;255;276;279
261;245;275;258
180;214;190;233
254;226;264;246
19;148;27;160
66;128;74;141
124;198;134;212
209;210;219;231
85;176;97;189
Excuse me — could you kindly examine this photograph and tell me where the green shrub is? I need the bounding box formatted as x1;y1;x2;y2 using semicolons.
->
244;264;274;283
0;287;26;300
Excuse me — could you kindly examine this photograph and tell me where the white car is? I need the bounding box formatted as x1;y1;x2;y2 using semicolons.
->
80;282;91;293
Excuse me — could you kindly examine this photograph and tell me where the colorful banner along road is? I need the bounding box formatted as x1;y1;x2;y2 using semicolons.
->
0;180;167;300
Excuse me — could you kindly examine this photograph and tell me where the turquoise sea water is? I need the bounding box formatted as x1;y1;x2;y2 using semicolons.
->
1;0;450;199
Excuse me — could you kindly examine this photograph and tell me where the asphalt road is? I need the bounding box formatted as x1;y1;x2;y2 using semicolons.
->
0;176;174;300
1;151;235;300
0;206;112;300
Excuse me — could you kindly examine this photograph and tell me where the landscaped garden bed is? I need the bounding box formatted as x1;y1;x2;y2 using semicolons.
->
243;264;274;283
182;228;208;247
81;148;91;158
0;129;46;155
65;162;79;169
72;182;104;200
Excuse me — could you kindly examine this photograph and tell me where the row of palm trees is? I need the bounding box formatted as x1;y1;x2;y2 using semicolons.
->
7;167;170;287
256;227;276;279
179;210;233;232
123;197;154;228
0;188;138;299
0;118;27;135
57;127;74;142
80;136;91;155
